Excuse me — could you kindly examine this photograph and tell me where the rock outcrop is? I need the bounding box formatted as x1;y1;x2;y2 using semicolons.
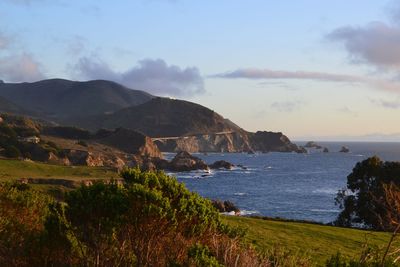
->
304;141;322;149
168;151;209;172
339;146;350;153
154;131;304;153
212;200;240;214
94;128;162;158
248;131;304;153
209;160;234;170
154;131;252;153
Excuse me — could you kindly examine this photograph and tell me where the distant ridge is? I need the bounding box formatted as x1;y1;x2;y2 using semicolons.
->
0;79;153;118
69;97;244;137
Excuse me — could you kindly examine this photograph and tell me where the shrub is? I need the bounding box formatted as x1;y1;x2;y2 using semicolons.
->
4;145;21;158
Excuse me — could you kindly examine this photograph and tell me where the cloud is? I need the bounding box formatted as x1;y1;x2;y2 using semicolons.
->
327;22;400;70
212;68;400;93
270;101;304;113
212;68;362;82
0;53;45;82
73;57;205;97
0;32;10;50
370;97;400;109
337;106;358;116
66;36;86;55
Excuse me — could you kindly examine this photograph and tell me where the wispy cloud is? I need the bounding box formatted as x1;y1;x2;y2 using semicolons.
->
0;29;45;82
370;97;400;109
211;68;400;93
0;53;45;82
337;106;358;116
73;56;204;97
270;101;304;113
212;69;362;82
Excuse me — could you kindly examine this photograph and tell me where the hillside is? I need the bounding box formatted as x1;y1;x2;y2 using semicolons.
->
0;96;25;114
224;216;394;265
70;97;244;137
0;79;153;119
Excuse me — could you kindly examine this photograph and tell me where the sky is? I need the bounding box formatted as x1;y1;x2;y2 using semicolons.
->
0;0;400;141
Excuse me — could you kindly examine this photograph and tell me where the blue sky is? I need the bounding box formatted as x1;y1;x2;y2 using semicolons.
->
1;0;400;140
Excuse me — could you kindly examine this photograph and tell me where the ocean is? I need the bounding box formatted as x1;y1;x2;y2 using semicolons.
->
164;142;400;224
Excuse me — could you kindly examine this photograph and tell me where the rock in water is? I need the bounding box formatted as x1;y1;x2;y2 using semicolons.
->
209;160;234;169
323;147;329;153
212;200;240;214
169;151;208;171
339;146;350;153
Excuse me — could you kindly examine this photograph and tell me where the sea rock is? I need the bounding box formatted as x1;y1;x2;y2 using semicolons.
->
296;146;308;153
339;146;350;153
209;160;234;170
212;200;240;214
323;147;329;153
304;141;322;149
169;151;208;172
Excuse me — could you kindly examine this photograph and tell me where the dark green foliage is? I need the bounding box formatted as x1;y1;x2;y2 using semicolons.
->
43;126;91;140
325;251;398;267
4;145;21;158
187;244;223;267
76;140;88;147
335;156;400;230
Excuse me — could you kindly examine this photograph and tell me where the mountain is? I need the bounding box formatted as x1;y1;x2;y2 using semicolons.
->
0;78;303;153
0;79;153;119
68;97;244;137
0;96;27;114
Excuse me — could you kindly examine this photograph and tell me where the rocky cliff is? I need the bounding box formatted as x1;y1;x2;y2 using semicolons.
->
154;131;252;153
154;130;304;153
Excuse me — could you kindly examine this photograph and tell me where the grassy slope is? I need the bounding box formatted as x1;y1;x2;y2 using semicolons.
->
224;216;394;266
0;159;119;180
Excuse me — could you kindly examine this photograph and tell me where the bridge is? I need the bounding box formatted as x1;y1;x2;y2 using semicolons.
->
151;131;236;142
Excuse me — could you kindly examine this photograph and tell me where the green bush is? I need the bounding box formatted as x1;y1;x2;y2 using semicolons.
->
4;145;21;158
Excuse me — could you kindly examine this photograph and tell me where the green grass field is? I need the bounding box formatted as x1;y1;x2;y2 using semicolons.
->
0;159;119;180
224;216;395;266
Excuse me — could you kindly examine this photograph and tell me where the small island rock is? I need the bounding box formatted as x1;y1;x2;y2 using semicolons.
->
339;146;350;153
209;160;234;170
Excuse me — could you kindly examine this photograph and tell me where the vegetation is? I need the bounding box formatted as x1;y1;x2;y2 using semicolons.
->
335;156;400;231
0;159;119;180
0;169;275;266
223;216;398;266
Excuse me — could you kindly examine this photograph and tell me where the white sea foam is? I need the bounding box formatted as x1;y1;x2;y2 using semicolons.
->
240;210;259;216
310;209;340;213
312;188;337;195
234;192;247;196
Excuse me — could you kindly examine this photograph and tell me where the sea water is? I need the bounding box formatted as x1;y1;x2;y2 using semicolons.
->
164;142;400;224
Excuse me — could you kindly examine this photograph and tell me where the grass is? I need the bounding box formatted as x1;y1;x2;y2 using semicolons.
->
0;158;119;181
224;216;396;266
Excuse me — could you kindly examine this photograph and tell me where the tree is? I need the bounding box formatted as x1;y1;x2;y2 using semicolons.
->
335;156;400;230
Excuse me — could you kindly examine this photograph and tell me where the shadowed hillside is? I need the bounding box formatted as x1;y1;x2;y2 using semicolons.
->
70;97;244;137
0;79;153;118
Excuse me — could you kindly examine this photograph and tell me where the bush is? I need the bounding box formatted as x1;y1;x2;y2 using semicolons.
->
4;145;21;158
0;169;276;266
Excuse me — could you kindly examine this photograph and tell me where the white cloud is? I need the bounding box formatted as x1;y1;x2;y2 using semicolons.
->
73;57;205;97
